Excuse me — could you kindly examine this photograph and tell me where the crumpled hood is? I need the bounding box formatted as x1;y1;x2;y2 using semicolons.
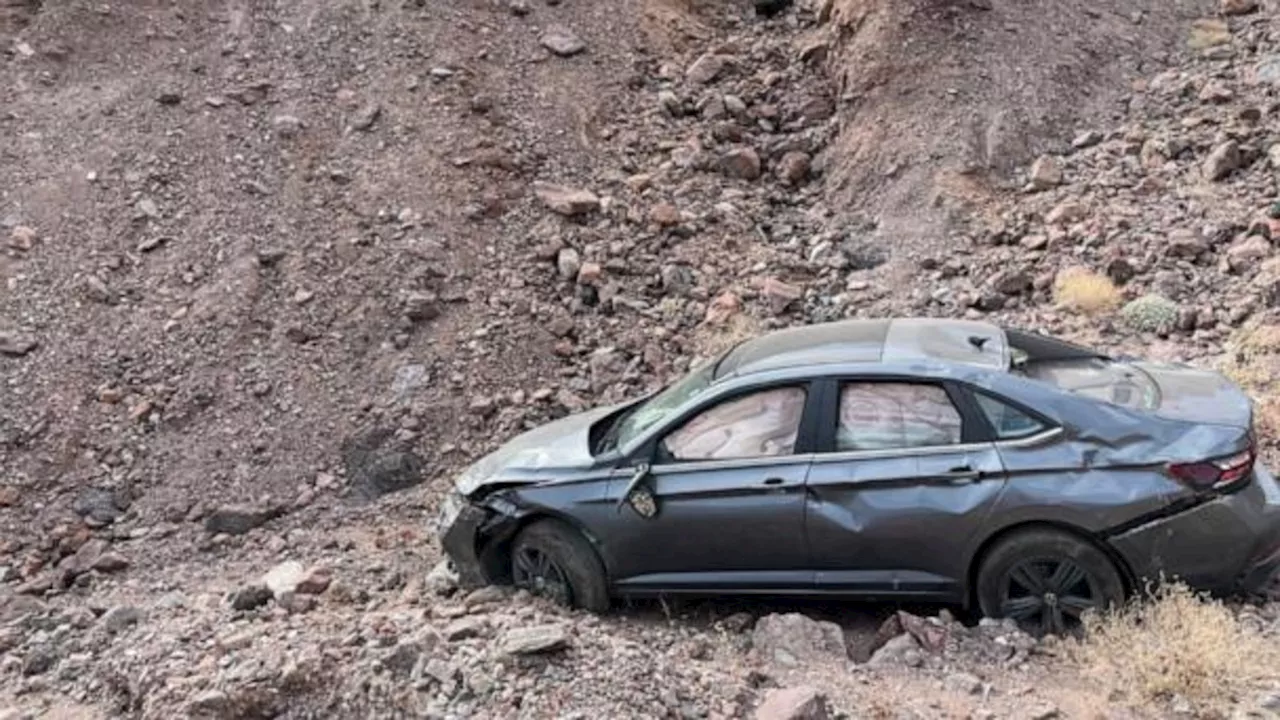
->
454;403;620;496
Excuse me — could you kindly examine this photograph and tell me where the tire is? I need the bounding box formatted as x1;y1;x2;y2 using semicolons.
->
975;528;1126;637
511;519;611;613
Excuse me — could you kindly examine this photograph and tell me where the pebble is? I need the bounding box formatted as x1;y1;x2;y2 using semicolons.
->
540;25;586;56
8;226;36;251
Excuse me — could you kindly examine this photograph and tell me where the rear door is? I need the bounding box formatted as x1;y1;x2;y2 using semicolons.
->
803;377;1006;599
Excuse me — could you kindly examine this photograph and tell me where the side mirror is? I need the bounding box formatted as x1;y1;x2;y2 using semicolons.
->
616;463;651;514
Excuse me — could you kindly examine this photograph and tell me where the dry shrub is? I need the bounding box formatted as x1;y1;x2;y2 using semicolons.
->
1074;582;1280;711
1053;266;1122;315
692;312;760;363
1219;322;1280;437
1221;322;1280;385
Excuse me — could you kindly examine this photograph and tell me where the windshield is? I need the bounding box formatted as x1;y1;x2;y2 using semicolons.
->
610;360;718;449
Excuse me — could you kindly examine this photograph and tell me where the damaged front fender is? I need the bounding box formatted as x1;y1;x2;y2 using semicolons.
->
439;502;493;587
436;487;524;586
436;486;556;589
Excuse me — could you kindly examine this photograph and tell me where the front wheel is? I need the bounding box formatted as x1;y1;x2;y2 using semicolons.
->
510;519;610;613
975;528;1125;637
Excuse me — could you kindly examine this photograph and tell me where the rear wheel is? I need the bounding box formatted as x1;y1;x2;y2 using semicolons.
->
975;528;1125;637
510;519;610;613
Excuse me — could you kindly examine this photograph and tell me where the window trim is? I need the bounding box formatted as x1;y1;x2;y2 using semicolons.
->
956;384;1060;443
814;376;980;455
646;381;818;466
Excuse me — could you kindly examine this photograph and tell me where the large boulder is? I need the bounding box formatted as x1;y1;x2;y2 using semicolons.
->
341;426;427;501
751;613;847;666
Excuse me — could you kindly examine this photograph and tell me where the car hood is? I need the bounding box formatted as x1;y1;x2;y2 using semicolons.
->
454;403;621;497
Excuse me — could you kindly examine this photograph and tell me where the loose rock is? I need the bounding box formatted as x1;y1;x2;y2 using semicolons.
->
720;146;762;180
1221;0;1258;14
499;624;569;655
534;182;600;216
204;504;283;535
1225;235;1271;273
754;686;830;720
351;103;382;131
866;632;923;667
686;53;729;85
1203;140;1241;181
540;25;586;56
776;152;812;186
0;332;38;358
1028;155;1063;189
751;613;846;665
72;487;128;526
557;247;582;280
100;605;143;634
761;277;803;315
8;226;37;251
229;585;273;611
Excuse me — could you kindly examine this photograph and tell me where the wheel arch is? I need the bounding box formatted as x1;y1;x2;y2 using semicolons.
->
965;520;1137;608
478;508;612;586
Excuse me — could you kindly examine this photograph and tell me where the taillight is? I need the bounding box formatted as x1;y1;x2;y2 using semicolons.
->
1167;447;1255;492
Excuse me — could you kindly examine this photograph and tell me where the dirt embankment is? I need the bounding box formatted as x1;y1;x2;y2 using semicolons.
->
6;0;1280;718
808;0;1211;255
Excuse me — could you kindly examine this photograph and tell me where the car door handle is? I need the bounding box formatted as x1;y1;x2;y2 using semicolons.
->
944;466;983;484
763;477;787;486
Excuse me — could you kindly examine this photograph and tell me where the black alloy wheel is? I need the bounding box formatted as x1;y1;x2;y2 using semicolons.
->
976;528;1126;637
512;545;573;605
508;519;612;612
998;556;1101;636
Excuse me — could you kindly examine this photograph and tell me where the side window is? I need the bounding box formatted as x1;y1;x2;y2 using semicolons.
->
973;392;1046;439
837;382;963;452
661;387;807;462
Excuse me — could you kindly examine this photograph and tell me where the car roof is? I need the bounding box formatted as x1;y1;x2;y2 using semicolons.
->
712;317;1010;380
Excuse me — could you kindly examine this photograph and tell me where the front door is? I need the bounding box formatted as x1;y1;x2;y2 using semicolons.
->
601;383;817;592
803;379;1007;599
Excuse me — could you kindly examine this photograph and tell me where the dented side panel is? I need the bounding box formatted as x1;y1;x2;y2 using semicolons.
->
980;438;1191;538
804;445;1006;597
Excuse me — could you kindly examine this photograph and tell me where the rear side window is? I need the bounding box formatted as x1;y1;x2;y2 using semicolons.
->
836;382;963;452
973;392;1046;440
662;386;807;462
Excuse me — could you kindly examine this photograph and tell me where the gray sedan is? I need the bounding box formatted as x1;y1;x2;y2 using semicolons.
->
437;317;1280;634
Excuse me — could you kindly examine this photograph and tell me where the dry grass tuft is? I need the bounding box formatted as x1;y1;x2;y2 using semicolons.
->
1053;266;1122;315
692;312;761;362
1219;322;1280;437
1073;582;1280;712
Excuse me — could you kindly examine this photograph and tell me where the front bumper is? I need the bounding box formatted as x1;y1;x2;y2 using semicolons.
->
1109;462;1280;595
437;492;492;588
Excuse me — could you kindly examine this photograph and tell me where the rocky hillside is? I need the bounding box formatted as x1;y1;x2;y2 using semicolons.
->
3;0;1280;717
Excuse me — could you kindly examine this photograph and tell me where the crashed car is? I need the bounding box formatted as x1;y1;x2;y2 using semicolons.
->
437;317;1280;634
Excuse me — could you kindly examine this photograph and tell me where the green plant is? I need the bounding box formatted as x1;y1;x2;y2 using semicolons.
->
1120;294;1179;333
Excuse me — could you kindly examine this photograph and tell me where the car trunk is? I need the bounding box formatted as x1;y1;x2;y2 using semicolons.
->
1022;357;1254;430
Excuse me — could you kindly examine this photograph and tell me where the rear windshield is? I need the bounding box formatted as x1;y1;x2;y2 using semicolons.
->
1018;358;1159;411
1003;329;1160;411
